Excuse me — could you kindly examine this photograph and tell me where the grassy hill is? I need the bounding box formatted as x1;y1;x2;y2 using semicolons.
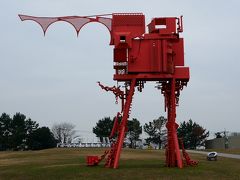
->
0;148;239;179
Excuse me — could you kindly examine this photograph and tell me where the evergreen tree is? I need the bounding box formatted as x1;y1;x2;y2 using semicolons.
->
177;119;209;149
93;117;113;143
28;127;57;150
0;113;12;150
127;118;142;148
10;113;27;149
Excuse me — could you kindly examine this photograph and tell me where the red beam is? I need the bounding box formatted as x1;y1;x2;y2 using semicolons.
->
114;67;189;81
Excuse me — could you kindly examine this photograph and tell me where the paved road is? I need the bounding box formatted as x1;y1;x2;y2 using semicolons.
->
187;150;240;160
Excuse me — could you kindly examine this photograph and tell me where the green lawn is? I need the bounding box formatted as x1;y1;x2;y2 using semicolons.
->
0;148;239;180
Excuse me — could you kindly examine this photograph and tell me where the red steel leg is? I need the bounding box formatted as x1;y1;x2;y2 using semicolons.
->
166;78;183;168
113;79;136;168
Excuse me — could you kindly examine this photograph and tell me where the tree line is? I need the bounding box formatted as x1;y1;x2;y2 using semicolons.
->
0;111;209;151
93;116;209;149
0;113;56;150
0;112;76;151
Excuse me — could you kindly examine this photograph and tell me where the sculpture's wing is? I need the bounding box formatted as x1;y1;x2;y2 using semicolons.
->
19;15;59;35
19;15;112;36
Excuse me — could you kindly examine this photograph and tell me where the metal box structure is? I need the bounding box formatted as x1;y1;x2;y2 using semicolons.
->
19;13;196;169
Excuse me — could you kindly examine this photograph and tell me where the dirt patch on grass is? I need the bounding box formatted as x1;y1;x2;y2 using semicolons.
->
41;163;81;168
121;149;165;160
0;158;30;166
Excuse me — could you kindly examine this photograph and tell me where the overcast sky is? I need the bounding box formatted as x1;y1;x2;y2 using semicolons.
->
1;0;240;140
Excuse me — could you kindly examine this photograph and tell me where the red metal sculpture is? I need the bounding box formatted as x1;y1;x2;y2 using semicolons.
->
19;13;197;169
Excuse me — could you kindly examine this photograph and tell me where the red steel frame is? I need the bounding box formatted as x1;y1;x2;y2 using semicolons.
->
19;13;197;169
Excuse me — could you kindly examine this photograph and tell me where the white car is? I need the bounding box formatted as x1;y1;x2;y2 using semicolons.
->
207;152;218;161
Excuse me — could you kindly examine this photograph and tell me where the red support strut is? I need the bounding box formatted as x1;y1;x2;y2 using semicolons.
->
104;79;136;168
165;78;183;168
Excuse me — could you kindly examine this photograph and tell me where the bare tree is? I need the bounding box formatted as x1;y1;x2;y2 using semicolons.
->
144;116;167;149
52;122;75;144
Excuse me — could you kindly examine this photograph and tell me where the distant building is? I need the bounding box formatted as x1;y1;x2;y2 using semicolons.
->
206;134;240;149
